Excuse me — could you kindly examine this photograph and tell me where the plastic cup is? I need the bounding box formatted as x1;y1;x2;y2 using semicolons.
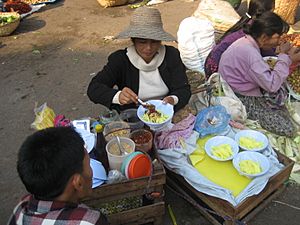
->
103;121;131;142
106;137;135;171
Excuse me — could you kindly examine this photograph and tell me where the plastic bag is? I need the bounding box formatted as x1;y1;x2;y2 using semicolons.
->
177;16;215;73
31;103;56;130
193;0;240;32
106;170;126;184
194;105;231;137
190;73;247;122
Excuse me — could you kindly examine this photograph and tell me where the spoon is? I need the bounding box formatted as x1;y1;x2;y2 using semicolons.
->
115;136;127;155
137;98;155;110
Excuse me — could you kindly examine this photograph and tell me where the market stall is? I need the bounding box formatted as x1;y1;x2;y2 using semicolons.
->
141;98;296;224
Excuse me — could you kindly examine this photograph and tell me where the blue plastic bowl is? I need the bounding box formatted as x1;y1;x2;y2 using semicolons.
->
137;100;174;131
234;130;269;152
233;151;270;178
205;136;239;161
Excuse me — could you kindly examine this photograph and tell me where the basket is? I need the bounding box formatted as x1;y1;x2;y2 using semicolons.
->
97;0;128;8
274;0;300;24
0;12;21;37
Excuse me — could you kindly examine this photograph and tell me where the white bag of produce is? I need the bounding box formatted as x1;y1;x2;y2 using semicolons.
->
177;16;215;73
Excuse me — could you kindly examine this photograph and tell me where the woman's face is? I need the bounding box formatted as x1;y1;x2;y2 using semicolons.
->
133;38;161;63
258;33;281;50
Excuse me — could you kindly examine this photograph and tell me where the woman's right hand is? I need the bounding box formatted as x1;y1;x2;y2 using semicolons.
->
119;87;138;105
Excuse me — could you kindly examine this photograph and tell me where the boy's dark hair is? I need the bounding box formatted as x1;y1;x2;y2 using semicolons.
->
220;0;275;41
243;11;289;39
17;127;85;200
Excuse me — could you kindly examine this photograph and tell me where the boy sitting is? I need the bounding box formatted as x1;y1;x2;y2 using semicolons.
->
8;127;108;225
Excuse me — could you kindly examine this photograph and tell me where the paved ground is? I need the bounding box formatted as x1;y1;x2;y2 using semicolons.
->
1;0;300;224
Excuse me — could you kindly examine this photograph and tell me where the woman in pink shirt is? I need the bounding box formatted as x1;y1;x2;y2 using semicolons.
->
219;12;300;137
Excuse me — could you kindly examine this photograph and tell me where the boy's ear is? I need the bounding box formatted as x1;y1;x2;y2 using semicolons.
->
71;174;84;191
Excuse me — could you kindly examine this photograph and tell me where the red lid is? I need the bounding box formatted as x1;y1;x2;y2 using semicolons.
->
128;154;152;179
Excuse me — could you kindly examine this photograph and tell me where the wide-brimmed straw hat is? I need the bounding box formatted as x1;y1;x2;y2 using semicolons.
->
116;7;176;42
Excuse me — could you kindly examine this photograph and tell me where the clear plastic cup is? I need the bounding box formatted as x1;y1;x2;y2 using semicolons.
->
103;121;131;142
106;137;135;171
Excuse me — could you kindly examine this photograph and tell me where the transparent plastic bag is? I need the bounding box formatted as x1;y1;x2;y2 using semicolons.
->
31;103;56;130
106;169;126;184
194;105;231;137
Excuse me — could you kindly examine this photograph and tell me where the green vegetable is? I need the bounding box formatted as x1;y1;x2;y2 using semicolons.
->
212;144;233;159
239;160;261;175
0;15;17;26
239;137;264;150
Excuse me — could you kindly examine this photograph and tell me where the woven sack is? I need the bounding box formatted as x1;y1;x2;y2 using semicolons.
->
193;0;240;32
0;12;20;37
274;0;300;24
97;0;128;8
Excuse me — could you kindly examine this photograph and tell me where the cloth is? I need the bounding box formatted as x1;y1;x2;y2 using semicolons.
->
87;45;191;113
127;45;169;101
219;35;291;96
190;135;251;197
158;130;285;206
204;28;276;78
7;195;108;225
154;113;196;149
237;94;296;137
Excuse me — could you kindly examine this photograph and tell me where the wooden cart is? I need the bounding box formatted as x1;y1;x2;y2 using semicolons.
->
83;150;166;225
166;151;294;225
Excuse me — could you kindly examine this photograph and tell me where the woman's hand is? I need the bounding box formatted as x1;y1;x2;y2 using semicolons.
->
288;47;300;63
119;87;138;105
162;96;175;105
278;41;292;54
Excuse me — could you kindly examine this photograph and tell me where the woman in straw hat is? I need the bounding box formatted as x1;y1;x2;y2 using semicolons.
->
87;7;191;113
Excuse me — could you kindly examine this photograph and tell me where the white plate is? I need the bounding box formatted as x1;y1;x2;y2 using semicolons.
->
75;128;96;153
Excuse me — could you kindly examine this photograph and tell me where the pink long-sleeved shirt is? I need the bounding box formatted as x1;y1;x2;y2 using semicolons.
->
219;35;291;96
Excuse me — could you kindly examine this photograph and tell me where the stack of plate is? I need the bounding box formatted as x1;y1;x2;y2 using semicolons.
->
121;151;152;179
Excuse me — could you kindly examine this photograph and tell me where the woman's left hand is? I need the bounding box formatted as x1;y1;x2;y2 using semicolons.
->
162;96;175;105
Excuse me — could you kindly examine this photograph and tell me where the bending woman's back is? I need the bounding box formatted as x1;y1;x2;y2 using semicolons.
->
219;12;300;137
204;0;275;78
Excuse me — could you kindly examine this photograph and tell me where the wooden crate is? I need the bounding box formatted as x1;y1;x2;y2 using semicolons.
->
166;151;294;225
83;152;166;225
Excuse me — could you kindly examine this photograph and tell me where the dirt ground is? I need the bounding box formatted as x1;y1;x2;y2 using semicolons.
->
1;0;300;224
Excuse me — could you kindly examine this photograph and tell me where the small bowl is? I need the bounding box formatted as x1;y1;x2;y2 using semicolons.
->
233;151;270;178
130;129;153;153
137;100;174;131
235;130;268;152
204;136;239;161
120;109;144;130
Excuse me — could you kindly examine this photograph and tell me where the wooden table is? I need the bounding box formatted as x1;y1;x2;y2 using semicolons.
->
83;149;166;225
166;151;294;225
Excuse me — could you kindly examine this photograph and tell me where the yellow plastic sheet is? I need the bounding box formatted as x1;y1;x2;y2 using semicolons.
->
189;135;251;197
